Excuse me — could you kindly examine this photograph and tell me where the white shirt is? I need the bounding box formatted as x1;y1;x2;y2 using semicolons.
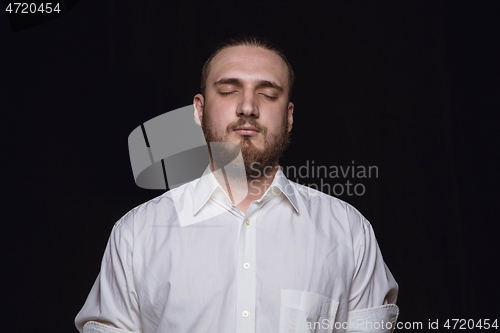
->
75;166;399;333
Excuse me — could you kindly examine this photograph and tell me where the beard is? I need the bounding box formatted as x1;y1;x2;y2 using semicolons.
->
201;110;291;180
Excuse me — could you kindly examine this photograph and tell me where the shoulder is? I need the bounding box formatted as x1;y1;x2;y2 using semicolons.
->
114;178;199;233
290;180;370;238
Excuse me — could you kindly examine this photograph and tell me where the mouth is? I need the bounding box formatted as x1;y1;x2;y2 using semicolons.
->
233;125;260;137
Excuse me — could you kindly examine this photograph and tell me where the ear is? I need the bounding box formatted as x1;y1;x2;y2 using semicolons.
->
287;101;294;132
193;94;205;126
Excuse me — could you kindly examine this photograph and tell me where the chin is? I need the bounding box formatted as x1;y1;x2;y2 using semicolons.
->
239;137;263;149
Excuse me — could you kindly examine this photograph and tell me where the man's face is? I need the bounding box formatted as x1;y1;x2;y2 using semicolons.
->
194;45;294;179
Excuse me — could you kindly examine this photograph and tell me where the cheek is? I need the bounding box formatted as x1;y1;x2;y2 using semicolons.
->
207;110;232;135
205;101;226;123
267;113;288;133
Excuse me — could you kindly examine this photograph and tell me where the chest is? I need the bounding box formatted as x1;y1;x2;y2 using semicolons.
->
133;211;354;319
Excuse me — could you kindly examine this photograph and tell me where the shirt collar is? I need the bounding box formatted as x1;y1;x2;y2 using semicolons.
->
193;165;222;215
193;165;300;215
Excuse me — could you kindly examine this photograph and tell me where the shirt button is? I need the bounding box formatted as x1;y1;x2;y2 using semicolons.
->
245;219;250;225
242;310;249;318
243;263;250;270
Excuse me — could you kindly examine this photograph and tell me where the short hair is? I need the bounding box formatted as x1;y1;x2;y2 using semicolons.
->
200;35;295;101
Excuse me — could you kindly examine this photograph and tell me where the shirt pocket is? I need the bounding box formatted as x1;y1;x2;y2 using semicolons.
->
279;290;340;333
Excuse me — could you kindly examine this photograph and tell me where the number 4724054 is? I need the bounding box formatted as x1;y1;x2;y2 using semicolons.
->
5;3;61;14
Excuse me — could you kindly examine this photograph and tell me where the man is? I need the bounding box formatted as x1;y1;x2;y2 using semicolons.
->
75;36;399;333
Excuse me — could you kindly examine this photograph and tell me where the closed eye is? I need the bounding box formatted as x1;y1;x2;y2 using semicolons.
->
261;94;277;100
219;92;235;96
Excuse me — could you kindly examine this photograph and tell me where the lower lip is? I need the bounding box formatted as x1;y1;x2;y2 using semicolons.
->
234;129;259;137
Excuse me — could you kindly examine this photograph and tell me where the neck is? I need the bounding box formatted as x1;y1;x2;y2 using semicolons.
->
210;161;278;214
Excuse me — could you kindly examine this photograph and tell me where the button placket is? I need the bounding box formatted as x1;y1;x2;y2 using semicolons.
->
236;212;257;332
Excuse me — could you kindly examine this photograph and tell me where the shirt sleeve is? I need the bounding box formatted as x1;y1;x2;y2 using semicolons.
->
75;216;141;333
345;205;399;332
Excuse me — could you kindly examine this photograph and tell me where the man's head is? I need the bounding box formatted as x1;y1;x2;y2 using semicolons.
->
193;36;295;180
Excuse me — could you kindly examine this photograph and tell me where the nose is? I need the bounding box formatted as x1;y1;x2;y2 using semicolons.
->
237;90;259;118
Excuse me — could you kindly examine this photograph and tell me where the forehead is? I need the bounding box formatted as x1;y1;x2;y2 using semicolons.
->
208;45;289;89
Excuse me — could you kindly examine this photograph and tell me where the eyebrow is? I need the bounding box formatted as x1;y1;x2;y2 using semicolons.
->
214;78;283;92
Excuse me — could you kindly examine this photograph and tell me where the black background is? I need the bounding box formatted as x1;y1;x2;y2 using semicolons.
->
2;1;499;332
